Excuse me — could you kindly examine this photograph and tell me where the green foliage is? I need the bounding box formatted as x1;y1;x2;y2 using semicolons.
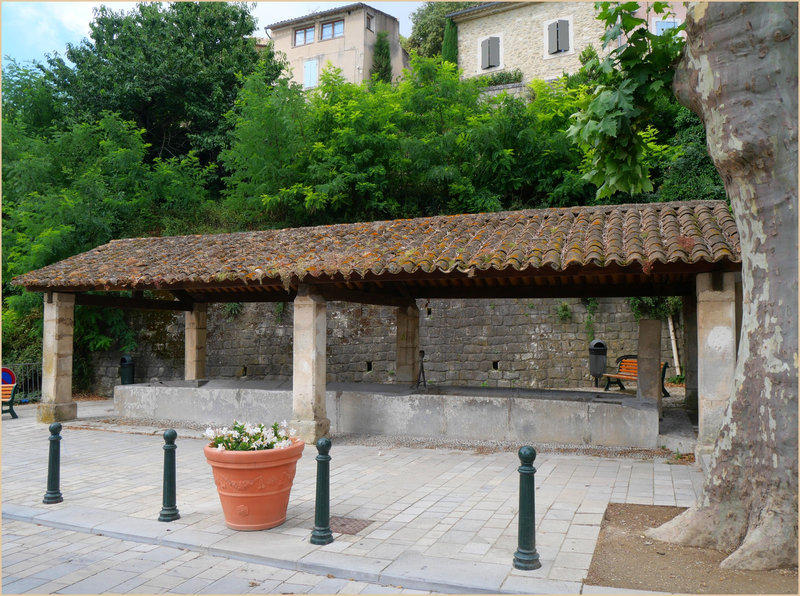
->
441;19;458;63
626;296;682;321
370;31;393;84
2;112;213;364
668;373;685;384
406;2;479;57
584;297;599;341
45;2;281;168
274;302;287;322
223;56;602;227
1;59;64;135
567;2;686;198
223;302;243;320
475;69;523;87
556;302;572;321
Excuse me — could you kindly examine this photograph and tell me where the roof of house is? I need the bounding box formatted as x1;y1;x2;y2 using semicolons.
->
13;201;740;302
445;2;508;19
266;2;396;31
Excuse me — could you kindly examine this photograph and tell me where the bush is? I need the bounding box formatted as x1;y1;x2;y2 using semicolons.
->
476;69;523;87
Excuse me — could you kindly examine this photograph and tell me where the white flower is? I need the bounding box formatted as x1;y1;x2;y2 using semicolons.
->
289;428;297;438
203;428;216;440
216;444;226;451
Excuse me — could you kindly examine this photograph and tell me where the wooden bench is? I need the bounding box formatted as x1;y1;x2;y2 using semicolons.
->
603;355;670;398
2;367;19;419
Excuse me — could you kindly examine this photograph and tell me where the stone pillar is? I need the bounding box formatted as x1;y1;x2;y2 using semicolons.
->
696;272;738;458
637;318;663;417
396;303;420;384
185;303;207;380
291;287;330;443
39;292;78;423
682;295;698;412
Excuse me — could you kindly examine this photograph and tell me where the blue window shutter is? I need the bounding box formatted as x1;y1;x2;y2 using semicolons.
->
303;60;318;88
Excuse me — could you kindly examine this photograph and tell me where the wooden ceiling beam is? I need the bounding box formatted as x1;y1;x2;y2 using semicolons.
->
75;293;194;311
320;287;413;308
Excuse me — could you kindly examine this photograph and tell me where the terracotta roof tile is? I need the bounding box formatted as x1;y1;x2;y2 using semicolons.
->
12;201;741;292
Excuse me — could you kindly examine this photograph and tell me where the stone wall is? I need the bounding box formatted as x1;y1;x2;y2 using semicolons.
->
454;3;607;83
91;297;684;396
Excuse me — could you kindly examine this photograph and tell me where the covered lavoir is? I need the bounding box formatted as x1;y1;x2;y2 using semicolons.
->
13;200;741;458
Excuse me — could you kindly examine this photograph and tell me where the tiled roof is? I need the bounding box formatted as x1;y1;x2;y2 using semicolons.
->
266;3;395;30
12;201;740;292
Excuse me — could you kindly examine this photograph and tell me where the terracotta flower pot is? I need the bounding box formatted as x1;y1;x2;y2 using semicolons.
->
204;439;304;530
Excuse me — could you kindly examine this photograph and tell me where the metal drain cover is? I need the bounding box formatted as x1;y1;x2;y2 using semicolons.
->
329;516;374;535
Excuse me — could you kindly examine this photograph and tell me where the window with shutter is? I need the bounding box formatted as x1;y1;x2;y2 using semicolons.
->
547;21;558;54
481;36;500;69
557;19;569;52
303;59;318;89
547;19;570;54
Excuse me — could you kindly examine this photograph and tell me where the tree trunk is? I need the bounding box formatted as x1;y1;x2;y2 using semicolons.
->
646;3;798;570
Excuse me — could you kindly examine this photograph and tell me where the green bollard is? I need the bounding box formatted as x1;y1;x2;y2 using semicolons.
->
513;445;541;570
310;437;333;545
43;423;63;504
158;429;180;522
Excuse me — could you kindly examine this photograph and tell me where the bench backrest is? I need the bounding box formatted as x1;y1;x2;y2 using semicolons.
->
618;359;638;375
2;384;15;402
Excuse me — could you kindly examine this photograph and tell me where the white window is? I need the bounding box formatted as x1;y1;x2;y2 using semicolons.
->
321;19;344;40
303;59;318;89
543;16;574;59
294;25;315;46
654;19;679;34
477;33;503;72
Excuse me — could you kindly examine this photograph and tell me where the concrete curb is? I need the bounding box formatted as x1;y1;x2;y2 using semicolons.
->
3;505;584;594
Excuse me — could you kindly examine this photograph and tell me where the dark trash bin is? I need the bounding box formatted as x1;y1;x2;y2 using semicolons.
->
589;339;607;387
119;356;135;385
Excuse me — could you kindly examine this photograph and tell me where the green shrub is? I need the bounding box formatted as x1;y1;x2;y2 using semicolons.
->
476;69;523;87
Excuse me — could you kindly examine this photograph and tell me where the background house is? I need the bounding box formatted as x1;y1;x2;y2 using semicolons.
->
266;2;409;89
448;2;685;85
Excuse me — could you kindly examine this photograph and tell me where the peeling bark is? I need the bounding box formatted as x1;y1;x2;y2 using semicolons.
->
646;3;798;570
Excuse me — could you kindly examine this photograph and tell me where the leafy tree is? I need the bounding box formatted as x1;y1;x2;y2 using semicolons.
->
222;55;604;227
406;2;479;57
573;2;798;569
441;19;458;63
567;2;685;199
45;2;282;167
1;59;64;136
2;112;214;382
370;31;393;83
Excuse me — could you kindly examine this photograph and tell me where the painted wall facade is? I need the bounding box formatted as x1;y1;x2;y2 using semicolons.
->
269;3;407;88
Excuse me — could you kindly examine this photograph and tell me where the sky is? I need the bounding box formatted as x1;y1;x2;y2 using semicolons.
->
1;1;424;66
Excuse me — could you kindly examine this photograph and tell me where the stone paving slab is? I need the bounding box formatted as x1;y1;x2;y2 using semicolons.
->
379;551;515;593
2;401;701;594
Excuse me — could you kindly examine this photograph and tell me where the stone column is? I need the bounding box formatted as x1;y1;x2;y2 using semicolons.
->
185;303;207;381
696;272;738;458
682;295;698;412
637;318;663;417
395;303;420;384
291;287;330;443
39;292;78;423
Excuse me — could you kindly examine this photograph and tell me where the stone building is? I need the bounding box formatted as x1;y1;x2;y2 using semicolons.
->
266;2;409;89
448;2;686;84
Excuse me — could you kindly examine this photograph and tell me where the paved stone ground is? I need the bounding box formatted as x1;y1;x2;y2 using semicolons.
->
2;401;702;594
